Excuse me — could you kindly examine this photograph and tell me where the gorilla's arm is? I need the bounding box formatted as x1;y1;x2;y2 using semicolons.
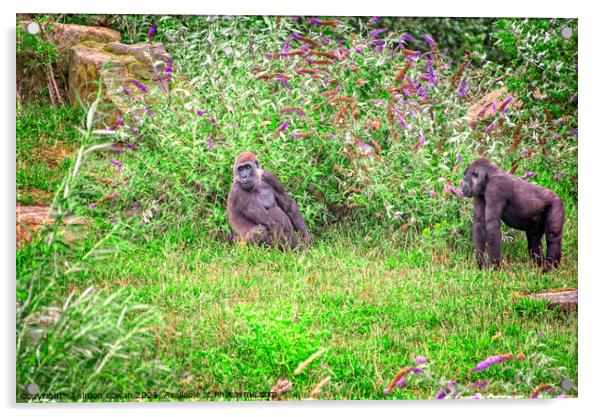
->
483;177;509;268
262;170;310;240
229;182;276;229
472;196;487;269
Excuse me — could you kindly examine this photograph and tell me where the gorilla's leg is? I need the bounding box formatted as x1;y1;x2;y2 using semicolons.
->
544;199;564;271
526;229;544;267
245;225;270;246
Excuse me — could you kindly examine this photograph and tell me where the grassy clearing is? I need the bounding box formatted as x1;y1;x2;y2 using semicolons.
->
50;218;577;400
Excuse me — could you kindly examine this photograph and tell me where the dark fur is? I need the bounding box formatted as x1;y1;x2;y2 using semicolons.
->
461;158;564;271
227;152;310;248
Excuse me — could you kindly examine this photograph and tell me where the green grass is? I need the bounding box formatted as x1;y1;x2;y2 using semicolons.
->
51;220;577;400
16;105;82;205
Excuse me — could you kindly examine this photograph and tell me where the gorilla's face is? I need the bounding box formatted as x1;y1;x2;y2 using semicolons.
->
237;162;258;190
462;164;487;198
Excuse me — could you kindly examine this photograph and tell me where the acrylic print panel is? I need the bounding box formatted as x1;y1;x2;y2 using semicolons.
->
16;14;577;402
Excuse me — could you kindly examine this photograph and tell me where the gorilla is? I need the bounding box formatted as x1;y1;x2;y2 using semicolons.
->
227;152;310;249
461;158;564;272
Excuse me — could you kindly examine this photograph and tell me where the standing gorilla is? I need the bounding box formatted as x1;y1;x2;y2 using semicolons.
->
227;152;310;249
461;158;564;272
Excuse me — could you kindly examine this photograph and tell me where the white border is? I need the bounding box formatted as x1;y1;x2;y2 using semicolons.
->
2;1;599;417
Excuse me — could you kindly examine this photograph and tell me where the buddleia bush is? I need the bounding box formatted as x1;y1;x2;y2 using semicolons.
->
69;15;577;243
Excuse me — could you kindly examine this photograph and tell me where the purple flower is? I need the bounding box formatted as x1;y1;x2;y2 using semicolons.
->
128;79;148;93
283;34;293;52
522;171;536;180
148;24;156;41
126;143;135;149
275;75;291;91
309;17;328;25
414;356;427;364
277;120;290;132
196;109;206;116
429;190;437;198
423;34;436;48
226;233;234;242
410;367;424;374
355;47;364;53
369;28;387;38
417;86;428;100
393;211;402;221
371;39;385;47
402;88;411;96
569;129;578;137
210;118;217;126
457;77;470;97
88;202;99;209
327;133;335;139
485;121;495;133
423;61;437;87
319;34;332;44
500;95;513;110
469;380;490;389
521;148;529;157
478;103;492;117
357;140;372;153
109;158;123;172
265;52;275;58
206;138;216;149
408;189;415;198
471;353;516;372
554;172;565;180
395;110;409;129
394;377;407;387
402;33;417;42
456;154;462;163
369;17;381;23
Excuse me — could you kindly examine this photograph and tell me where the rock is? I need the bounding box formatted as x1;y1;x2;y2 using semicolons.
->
44;21;121;53
68;40;172;121
525;288;578;312
466;87;520;121
17;204;91;246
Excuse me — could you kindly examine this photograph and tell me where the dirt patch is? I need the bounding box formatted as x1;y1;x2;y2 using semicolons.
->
30;144;75;168
16;204;90;247
18;187;53;205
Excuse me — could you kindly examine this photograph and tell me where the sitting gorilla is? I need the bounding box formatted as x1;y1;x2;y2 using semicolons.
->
227;152;310;248
461;158;564;272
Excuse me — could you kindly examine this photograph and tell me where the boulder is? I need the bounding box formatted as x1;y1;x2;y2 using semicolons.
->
16;204;90;246
45;22;121;53
467;87;520;121
68;40;172;121
524;288;578;312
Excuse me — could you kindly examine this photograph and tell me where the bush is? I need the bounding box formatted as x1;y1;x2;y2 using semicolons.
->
61;16;576;243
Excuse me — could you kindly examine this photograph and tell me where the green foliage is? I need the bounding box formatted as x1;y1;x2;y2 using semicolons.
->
61;16;577;243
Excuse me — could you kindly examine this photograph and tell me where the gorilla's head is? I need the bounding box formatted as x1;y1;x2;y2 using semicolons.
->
462;158;496;198
234;152;260;191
